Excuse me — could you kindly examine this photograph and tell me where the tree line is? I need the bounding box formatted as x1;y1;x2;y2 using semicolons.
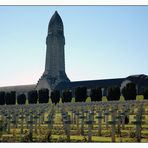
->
0;82;148;105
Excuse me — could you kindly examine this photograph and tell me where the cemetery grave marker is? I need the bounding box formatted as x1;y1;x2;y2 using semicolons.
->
40;110;44;124
116;111;122;137
104;108;109;129
108;108;117;142
33;111;40;134
79;109;85;136
6;112;12;134
96;110;103;136
132;104;145;142
11;112;18;129
19;113;25;136
27;114;34;142
2;112;8;133
25;111;30;129
44;106;55;141
37;110;41;126
120;109;126;130
85;111;95;142
0;120;4;141
70;108;74;124
64;114;71;142
90;110;95;129
75;110;80;134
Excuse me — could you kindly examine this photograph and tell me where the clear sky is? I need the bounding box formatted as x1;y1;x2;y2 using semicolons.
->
0;6;148;87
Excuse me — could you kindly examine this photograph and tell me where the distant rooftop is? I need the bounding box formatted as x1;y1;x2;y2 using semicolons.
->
0;84;36;93
0;74;147;93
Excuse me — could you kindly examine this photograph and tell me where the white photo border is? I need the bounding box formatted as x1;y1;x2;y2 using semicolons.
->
0;0;148;5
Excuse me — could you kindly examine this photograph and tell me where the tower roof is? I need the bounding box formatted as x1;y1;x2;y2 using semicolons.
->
48;11;63;33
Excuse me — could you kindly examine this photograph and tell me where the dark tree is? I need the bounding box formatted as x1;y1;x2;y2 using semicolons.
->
5;91;16;105
17;94;26;105
5;92;11;105
144;88;148;100
28;90;38;104
107;86;120;101
75;87;87;102
62;90;72;103
10;91;16;105
90;87;102;102
38;89;49;103
50;90;60;104
122;83;137;100
0;91;5;105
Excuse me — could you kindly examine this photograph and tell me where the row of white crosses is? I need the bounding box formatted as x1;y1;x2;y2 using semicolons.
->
132;102;145;142
0;104;53;141
60;102;104;142
61;109;71;142
58;100;147;142
59;103;95;142
45;104;55;134
0;100;147;142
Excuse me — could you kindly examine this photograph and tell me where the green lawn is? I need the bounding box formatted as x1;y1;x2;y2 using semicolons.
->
0;95;147;142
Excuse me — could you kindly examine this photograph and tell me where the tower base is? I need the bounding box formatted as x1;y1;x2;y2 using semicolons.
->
36;71;70;91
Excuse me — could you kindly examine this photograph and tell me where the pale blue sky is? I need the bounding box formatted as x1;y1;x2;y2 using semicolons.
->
0;6;148;86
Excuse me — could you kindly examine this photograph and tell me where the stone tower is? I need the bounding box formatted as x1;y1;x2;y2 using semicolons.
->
36;11;70;91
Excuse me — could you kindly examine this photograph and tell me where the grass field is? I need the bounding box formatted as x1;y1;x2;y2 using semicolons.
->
0;96;147;142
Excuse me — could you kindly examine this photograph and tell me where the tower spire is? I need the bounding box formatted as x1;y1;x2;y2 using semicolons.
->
48;11;64;34
37;11;70;91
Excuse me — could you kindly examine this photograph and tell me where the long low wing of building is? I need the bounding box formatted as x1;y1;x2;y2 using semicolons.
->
0;84;36;95
0;74;147;96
